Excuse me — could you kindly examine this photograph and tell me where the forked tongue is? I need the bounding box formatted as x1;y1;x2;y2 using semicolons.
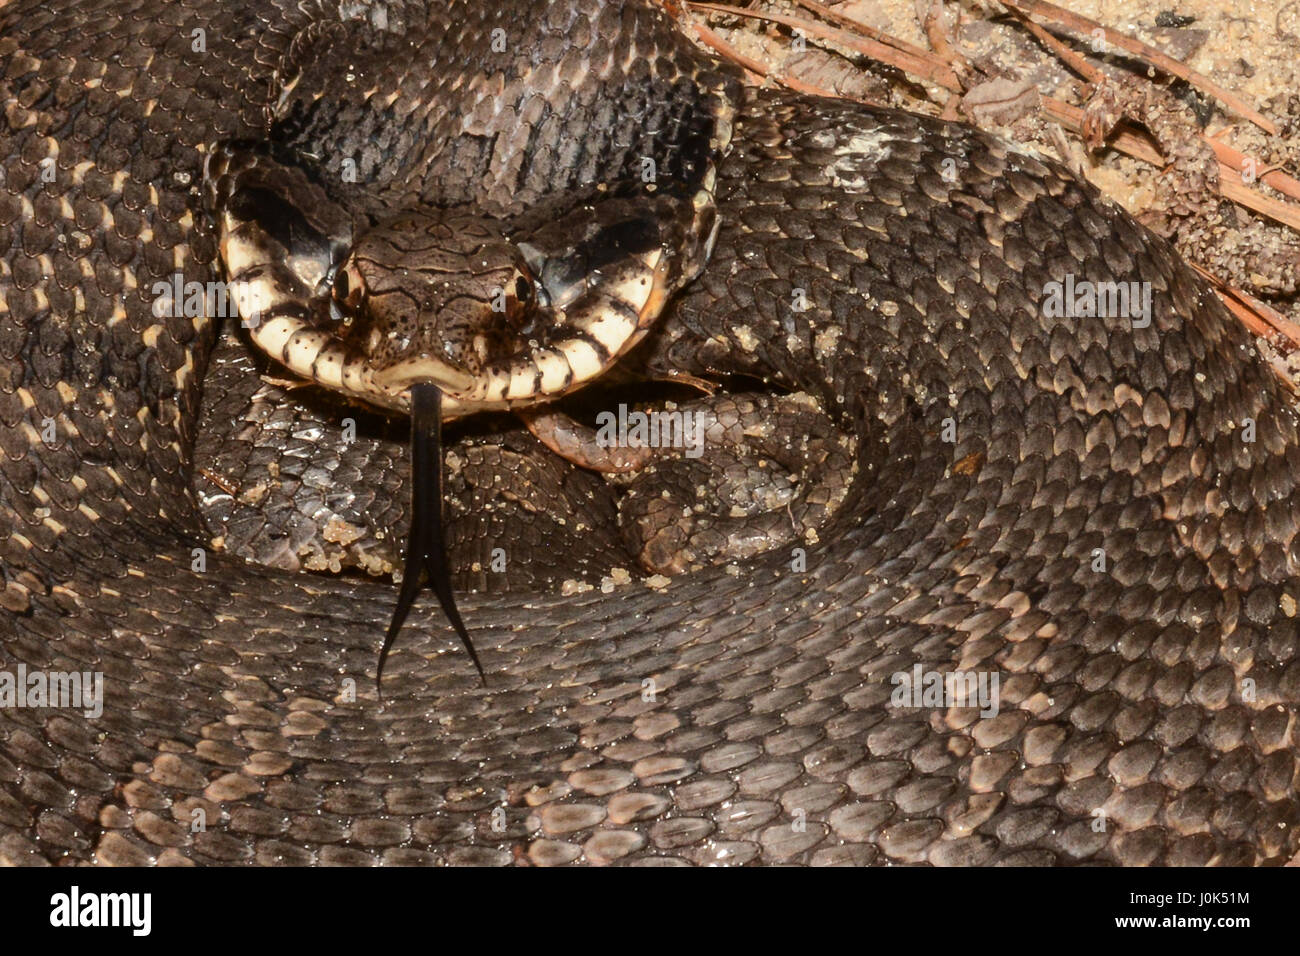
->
377;383;485;693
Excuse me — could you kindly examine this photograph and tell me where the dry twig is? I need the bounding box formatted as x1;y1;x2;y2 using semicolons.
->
666;0;1300;347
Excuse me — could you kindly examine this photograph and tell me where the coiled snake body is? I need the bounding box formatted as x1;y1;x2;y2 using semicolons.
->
1;0;1298;865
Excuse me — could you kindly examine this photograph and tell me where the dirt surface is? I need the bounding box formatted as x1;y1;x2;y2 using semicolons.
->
681;0;1300;332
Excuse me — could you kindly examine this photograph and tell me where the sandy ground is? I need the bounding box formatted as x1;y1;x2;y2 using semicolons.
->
685;0;1300;331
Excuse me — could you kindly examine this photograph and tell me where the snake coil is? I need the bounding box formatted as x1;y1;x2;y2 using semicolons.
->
0;0;1298;866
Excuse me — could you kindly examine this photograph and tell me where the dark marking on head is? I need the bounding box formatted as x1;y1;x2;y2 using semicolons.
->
230;186;337;264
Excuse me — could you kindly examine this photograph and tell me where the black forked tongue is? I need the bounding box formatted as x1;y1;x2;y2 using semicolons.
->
377;383;485;694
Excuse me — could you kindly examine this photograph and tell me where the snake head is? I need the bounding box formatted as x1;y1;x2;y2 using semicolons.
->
207;140;718;419
333;211;544;396
333;187;716;417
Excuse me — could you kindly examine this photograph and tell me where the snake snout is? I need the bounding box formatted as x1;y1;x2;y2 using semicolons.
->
336;213;550;398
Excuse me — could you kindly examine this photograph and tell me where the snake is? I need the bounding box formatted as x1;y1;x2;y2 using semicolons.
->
1;0;1298;866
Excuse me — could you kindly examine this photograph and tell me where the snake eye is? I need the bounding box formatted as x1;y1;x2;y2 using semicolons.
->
516;269;550;311
513;275;532;306
504;271;542;336
332;261;364;320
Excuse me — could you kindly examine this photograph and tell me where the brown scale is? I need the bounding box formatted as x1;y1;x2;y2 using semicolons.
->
0;0;1298;868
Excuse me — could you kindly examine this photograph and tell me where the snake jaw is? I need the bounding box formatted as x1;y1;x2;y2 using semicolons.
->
372;355;477;393
377;383;485;693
